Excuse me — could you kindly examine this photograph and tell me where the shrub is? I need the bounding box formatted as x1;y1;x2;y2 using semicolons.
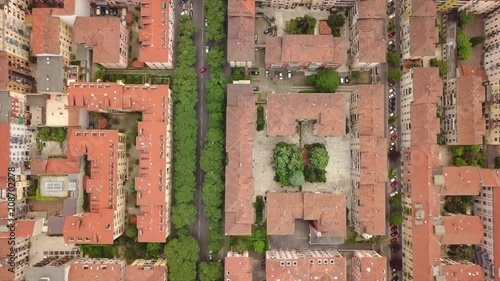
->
307;69;340;92
304;164;327;183
309;145;329;169
457;30;472;60
469;35;486;47
430;58;448;78
272;142;304;186
459;12;473;26
256;105;265;131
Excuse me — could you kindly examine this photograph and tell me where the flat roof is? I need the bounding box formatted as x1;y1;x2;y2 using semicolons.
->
36;56;65;93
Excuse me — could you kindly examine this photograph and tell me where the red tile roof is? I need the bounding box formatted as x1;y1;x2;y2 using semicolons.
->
227;16;255;64
32;8;61;55
441;264;484;281
352;251;387;281
458;65;488;81
266;249;347;281
225;85;255;236
125;259;167;281
225;251;252;281
228;0;255;17
0;124;9;178
410;103;441;146
267;192;304;235
266;35;348;66
266;93;346;136
440;216;484;245
51;0;76;16
69;258;126;281
411;0;437;17
31;158;80;175
319;21;332;35
73;17;127;66
68;82;171;242
440;167;482;195
409;17;438;57
357;0;387;19
139;0;173;67
357;19;386;63
455;75;486;144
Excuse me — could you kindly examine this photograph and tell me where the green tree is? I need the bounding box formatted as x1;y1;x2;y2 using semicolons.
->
125;224;137;238
272;142;304;186
390;194;402;208
430;58;449;78
352;71;361;80
387;22;396;32
457;30;472;60
146;243;163;257
469;35;486;47
309;146;329;169
387;51;400;67
326;11;345;36
124;180;135;193
234;239;247;254
388;69;403;83
452;146;464;157
171;203;197;229
388;116;397;125
447;245;474;262
165;236;199;281
207;46;225;69
454;157;467;166
389;212;404;225
253;240;266;254
285;15;317;34
199;262;223;281
459;12;473;26
289;170;305;187
307;69;340;92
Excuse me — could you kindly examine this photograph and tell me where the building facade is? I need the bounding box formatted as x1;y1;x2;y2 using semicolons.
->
484;8;500;144
0;51;36;94
0;0;31;60
258;0;355;9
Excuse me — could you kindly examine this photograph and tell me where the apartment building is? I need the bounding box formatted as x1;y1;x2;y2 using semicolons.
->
259;0;354;10
266;249;347;281
474;171;500;281
443;75;486;145
484;8;500;144
225;84;255;236
0;219;43;281
266;192;346;238
68;82;173;242
225;250;252;281
50;0;91;26
349;0;387;69
9;123;33;174
400;67;443;148
68;258;126;281
0;51;35;94
438;0;500;13
63;129;127;244
32;8;73;64
266;93;346;136
0;0;31;60
352;250;387;281
125;259;167;281
400;0;438;60
227;0;255;68
265;35;348;70
139;0;175;69
26;256;76;281
349;85;387;237
73;17;129;68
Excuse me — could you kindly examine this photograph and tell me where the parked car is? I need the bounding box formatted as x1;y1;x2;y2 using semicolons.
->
387;0;394;3
96;7;101;15
389;87;395;93
389;107;395;113
391;231;399;237
389;112;395;117
205;18;208;27
389;13;396;19
389;97;396;103
388;44;396;51
390;135;397;141
254;34;258;43
253;87;259;91
389;93;396;99
265;70;269;78
390;180;398;187
205;45;209;53
392;276;399;281
387;7;395;14
340;77;345;84
200;67;207;73
209;251;213;261
389;81;395;87
179;0;185;6
389;146;395;151
190;2;193;10
387;1;395;8
344;76;350;84
390;237;398;243
279;72;283;80
390;177;397;183
389;190;398;197
112;8;118;16
264;28;273;34
391;225;398;232
389;129;396;135
388;31;396;38
390;142;396;146
251;70;259;75
287;70;292;79
189;10;193;19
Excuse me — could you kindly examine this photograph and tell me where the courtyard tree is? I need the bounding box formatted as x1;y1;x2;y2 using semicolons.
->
469;35;486;47
125;224;138;238
199;262;223;281
272;142;304;186
285;15;317;34
326;11;345;36
253;240;266;254
459;12;473;26
306;69;340;92
430;58;449;78
309;145;329;169
289;170;305;187
457;30;472;60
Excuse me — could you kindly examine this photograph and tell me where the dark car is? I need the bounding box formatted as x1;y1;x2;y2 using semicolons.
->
264;28;273;34
388;31;396;38
389;107;395;113
344;76;350;84
387;7;395;14
253;87;259;91
189;10;193;19
392;277;399;281
389;97;396;103
388;44;396;51
100;6;106;15
389;81;395;87
251;70;259;75
89;121;95;129
387;1;395;8
391;225;398;232
179;0;185;6
391;231;399;237
390;237;398;243
112;8;118;16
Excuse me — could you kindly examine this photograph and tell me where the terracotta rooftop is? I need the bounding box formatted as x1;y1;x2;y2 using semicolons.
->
266;249;347;281
455;75;486;144
31;158;80;175
439;167;483;196
225;251;252;281
225;84;255;236
278;35;347;65
0;124;9;178
69;258;125;281
409;17;438;57
410;103;440;146
264;37;283;66
139;0;173;66
357;19;386;63
32;8;61;55
51;0;76;16
356;85;385;138
228;0;255;17
266;93;346;136
441;264;484;281
303;193;346;237
458;65;488;81
412;67;443;104
227;16;255;64
481;169;500;186
357;0;386;19
73;17;126;65
319;21;332;35
440;216;484;245
125;259;167;281
352;251;387;281
411;0;437;17
267;192;346;236
68;82;171;242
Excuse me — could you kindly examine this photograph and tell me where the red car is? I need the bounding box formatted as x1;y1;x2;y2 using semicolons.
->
390;237;398;243
391;225;398;232
390;181;398;188
200;67;207;73
390;135;397;141
388;31;396;38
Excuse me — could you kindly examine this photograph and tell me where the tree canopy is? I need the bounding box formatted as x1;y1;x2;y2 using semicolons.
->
199;262;223;281
306;69;340;92
285;15;316;34
272;142;304;186
165;236;200;281
309;146;329;169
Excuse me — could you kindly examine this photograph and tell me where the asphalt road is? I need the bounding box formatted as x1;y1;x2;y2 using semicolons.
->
185;0;210;263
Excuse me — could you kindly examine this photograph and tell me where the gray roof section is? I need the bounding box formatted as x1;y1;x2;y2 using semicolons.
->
47;216;65;236
26;265;69;281
26;94;48;106
0;91;11;123
63;198;77;216
36;56;65;93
